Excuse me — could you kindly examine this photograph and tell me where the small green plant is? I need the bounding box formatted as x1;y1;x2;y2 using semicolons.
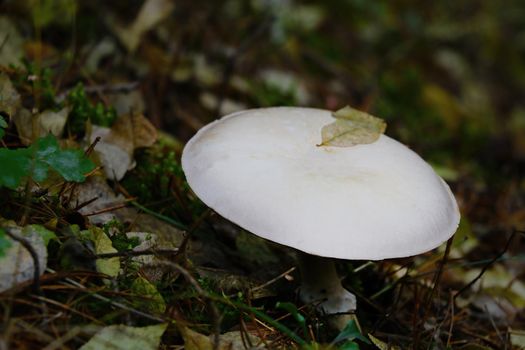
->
102;219;141;252
66;83;117;134
0;134;95;189
327;320;370;349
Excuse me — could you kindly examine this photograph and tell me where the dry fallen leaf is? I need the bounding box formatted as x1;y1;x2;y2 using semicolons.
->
80;323;167;350
180;327;264;350
71;174;129;224
318;106;386;147
0;73;21;119
113;0;175;52
13;107;69;144
91;114;157;180
108;113;157;150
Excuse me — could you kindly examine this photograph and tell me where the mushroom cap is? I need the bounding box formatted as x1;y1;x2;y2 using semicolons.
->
181;107;460;260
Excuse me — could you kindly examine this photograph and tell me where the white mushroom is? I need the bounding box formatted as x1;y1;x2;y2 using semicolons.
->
181;107;460;328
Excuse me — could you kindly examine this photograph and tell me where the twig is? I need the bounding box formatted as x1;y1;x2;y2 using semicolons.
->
130;201;187;230
31;295;102;324
459;327;501;349
83;202;129;216
72;196;99;211
453;229;518;301
446;292;455;347
485;305;504;344
175;208;212;259
93;248;179;259
249;266;296;295
226;298;306;346
157;260;222;350
55;82;139;102
84;136;101;157
42;325;99;350
353;261;375;273
14;319;55;344
414;236;454;349
45;268;165;323
425;237;454;309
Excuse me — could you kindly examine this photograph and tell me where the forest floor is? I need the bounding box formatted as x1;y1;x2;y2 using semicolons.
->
0;1;524;349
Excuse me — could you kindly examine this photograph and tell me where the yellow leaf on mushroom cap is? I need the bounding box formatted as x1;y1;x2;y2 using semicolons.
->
318;106;386;147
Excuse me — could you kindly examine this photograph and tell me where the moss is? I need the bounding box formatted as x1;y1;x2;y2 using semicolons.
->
66;83;117;135
122;137;205;222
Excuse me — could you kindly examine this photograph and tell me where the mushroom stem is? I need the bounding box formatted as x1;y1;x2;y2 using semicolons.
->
297;253;356;329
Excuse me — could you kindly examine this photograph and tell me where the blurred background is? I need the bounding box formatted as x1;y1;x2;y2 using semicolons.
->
1;0;525;348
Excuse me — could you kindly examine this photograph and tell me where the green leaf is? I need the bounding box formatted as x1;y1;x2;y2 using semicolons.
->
45;148;95;182
318;106;386;147
0;148;32;189
0;228;12;258
79;323;167;350
0;134;95;189
332;319;370;345
32;134;94;182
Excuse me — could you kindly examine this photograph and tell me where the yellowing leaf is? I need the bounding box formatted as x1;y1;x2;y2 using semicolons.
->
90;227;120;278
131;276;166;314
181;327;212;350
180;327;264;350
368;333;401;350
14;107;69;145
79;323;167;350
318;106;386;147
